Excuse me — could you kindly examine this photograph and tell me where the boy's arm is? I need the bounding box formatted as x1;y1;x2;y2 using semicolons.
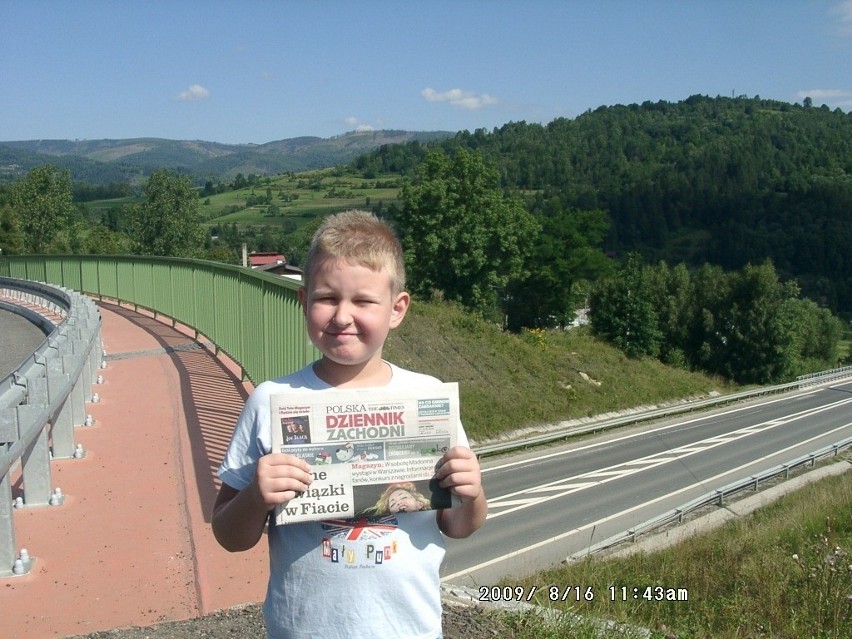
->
434;446;487;539
212;453;313;552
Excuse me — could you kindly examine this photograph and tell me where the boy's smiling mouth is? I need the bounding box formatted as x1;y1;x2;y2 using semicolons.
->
328;330;360;340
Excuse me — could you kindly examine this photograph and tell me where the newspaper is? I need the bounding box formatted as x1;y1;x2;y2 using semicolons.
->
269;382;460;524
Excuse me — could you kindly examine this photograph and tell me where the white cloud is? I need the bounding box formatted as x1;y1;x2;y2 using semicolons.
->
421;87;498;110
832;1;852;34
796;88;852;108
344;116;374;132
176;84;210;102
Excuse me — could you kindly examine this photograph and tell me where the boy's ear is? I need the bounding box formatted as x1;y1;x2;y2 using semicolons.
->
297;287;307;312
389;291;411;328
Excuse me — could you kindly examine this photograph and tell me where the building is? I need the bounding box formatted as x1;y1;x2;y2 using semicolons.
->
244;251;302;282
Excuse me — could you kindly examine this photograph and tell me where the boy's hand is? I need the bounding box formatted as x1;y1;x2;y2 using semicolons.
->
253;453;314;509
435;446;483;503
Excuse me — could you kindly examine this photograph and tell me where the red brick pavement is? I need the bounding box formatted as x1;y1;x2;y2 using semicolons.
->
3;301;269;638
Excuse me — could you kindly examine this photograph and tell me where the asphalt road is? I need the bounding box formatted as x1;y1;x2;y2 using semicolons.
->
442;378;852;586
0;308;49;379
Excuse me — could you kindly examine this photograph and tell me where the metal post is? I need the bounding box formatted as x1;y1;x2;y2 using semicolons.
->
0;465;17;576
19;374;51;506
64;354;86;426
47;372;74;458
71;340;91;400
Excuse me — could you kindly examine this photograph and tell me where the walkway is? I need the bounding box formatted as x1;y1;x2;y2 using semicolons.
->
3;301;269;639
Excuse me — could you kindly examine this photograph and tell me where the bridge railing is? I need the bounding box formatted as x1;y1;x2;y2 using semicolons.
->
0;255;318;385
1;277;103;576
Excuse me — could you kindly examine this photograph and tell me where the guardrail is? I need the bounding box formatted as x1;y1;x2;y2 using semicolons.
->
476;366;852;457
567;436;852;562
0;277;103;577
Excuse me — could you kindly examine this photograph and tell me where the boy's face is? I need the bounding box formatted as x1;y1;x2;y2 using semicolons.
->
299;257;409;384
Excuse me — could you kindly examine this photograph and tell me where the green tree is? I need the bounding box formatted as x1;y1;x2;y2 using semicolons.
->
232;173;248;190
685;262;732;374
644;261;693;367
205;245;239;265
86;223;132;255
646;258;841;383
0;204;25;255
506;205;612;331
719;261;801;383
398;148;539;315
11;165;73;252
129;169;203;257
786;298;844;372
589;253;661;358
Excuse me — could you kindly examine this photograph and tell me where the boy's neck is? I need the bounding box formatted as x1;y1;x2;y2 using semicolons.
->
313;357;392;388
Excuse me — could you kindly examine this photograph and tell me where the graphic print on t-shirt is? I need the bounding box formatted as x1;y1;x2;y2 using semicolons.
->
321;515;399;568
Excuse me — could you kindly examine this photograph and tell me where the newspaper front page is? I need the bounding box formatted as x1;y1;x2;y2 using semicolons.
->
270;383;460;524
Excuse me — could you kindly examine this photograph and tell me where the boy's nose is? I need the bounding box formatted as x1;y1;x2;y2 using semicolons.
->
332;304;353;326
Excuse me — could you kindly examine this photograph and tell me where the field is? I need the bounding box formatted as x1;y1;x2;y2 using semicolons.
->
199;169;401;226
81;168;404;236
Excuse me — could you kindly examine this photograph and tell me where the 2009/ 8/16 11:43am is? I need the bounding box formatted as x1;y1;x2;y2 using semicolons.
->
477;584;689;603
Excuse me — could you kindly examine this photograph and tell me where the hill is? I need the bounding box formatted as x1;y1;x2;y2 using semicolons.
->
353;95;852;315
0;129;453;184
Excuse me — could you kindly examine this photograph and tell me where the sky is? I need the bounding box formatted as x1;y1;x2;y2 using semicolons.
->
2;0;851;145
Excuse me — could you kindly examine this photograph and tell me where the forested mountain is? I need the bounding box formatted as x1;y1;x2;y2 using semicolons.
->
353;95;852;315
0;143;145;185
0;130;453;184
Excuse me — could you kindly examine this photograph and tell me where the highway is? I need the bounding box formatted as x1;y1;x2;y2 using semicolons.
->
0;308;48;379
442;379;852;585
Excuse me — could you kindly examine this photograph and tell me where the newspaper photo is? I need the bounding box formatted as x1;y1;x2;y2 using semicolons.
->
269;382;460;524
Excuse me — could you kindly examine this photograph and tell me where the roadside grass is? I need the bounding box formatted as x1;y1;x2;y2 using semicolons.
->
491;608;650;638
384;300;733;443
497;468;852;639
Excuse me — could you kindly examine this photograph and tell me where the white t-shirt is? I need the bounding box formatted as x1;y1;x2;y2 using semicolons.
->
219;362;467;639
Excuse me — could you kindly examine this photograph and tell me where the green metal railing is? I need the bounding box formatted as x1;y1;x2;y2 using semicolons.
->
0;255;318;384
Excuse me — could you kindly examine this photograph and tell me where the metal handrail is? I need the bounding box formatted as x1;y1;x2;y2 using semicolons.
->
0;278;103;577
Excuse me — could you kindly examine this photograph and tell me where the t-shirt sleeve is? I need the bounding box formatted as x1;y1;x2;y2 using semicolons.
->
218;383;273;490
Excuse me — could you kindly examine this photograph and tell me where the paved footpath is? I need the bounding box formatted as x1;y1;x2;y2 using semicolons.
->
3;301;269;639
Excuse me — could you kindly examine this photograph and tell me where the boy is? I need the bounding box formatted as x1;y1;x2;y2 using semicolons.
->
212;210;487;639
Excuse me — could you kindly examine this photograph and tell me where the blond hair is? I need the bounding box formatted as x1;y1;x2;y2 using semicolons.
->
303;210;406;294
369;481;432;515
